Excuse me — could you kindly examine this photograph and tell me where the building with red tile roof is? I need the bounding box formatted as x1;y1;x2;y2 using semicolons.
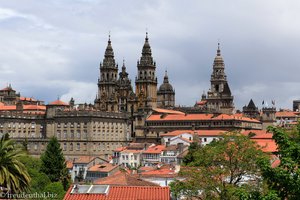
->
63;185;170;200
139;111;262;143
112;143;151;168
71;156;109;182
137;165;184;187
94;171;158;186
161;130;227;146
252;139;277;153
275;109;300;128
86;163;119;182
142;144;165;167
152;108;185;115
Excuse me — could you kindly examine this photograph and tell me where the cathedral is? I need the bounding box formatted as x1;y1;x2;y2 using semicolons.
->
94;33;175;113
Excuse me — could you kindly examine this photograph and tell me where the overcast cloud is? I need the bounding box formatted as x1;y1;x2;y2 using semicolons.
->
0;0;300;110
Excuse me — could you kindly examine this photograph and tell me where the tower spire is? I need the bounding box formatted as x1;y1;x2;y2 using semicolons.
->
217;42;221;56
163;70;169;83
104;33;114;58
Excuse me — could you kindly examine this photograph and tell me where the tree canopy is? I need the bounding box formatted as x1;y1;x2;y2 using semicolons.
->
0;133;30;193
171;132;270;200
40;136;69;190
258;124;300;199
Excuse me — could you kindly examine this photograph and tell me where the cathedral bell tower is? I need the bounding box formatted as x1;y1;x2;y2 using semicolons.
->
95;35;119;112
205;43;234;114
116;60;135;112
135;32;158;111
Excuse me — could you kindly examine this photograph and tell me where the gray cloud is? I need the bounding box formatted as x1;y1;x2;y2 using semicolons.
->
0;0;300;109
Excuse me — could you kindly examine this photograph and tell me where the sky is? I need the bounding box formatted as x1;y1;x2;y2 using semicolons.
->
0;0;300;110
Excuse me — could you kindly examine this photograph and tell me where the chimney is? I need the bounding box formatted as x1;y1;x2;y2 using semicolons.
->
166;142;170;147
177;143;183;153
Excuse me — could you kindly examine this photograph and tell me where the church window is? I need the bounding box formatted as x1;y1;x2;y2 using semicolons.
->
215;84;219;92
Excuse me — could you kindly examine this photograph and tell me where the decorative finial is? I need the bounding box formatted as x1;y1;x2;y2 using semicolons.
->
108;30;111;42
145;29;148;40
217;41;221;56
165;70;168;76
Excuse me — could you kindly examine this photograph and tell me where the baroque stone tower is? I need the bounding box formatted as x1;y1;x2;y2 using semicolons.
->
204;43;234;114
95;35;119;112
135;32;158;111
157;71;175;108
116;60;136;112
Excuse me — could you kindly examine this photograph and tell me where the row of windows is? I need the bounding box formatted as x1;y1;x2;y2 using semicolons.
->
57;132;87;139
57;122;123;128
148;121;236;126
62;143;87;151
62;142;120;151
0;124;42;129
121;155;138;160
143;154;159;160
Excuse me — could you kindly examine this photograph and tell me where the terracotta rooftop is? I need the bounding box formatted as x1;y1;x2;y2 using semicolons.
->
74;156;107;164
147;113;260;123
114;146;127;152
0;105;16;111
23;105;46;110
140;168;177;178
276;111;299;118
252;139;277;153
20;97;37;101
66;160;73;169
88;163;118;173
63;185;170;200
152;108;185;115
122;149;142;153
48;99;69;106
242;130;273;139
0;86;14;91
94;171;158;186
143;145;165;154
161;130;227;137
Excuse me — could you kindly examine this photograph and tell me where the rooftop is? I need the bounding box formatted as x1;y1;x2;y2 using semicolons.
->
143;145;165;154
64;185;170;200
94;171;158;186
88;163;118;173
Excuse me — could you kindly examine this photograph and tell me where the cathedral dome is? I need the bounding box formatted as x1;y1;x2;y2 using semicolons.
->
158;71;174;93
158;82;174;92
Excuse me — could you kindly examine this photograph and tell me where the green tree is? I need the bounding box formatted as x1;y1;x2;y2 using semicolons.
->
43;182;66;200
0;133;31;193
20;155;51;193
40;137;69;189
258;125;300;199
171;132;269;200
182;142;202;164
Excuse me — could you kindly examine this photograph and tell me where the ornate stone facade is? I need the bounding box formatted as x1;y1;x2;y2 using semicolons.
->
0;101;131;159
95;33;175;114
